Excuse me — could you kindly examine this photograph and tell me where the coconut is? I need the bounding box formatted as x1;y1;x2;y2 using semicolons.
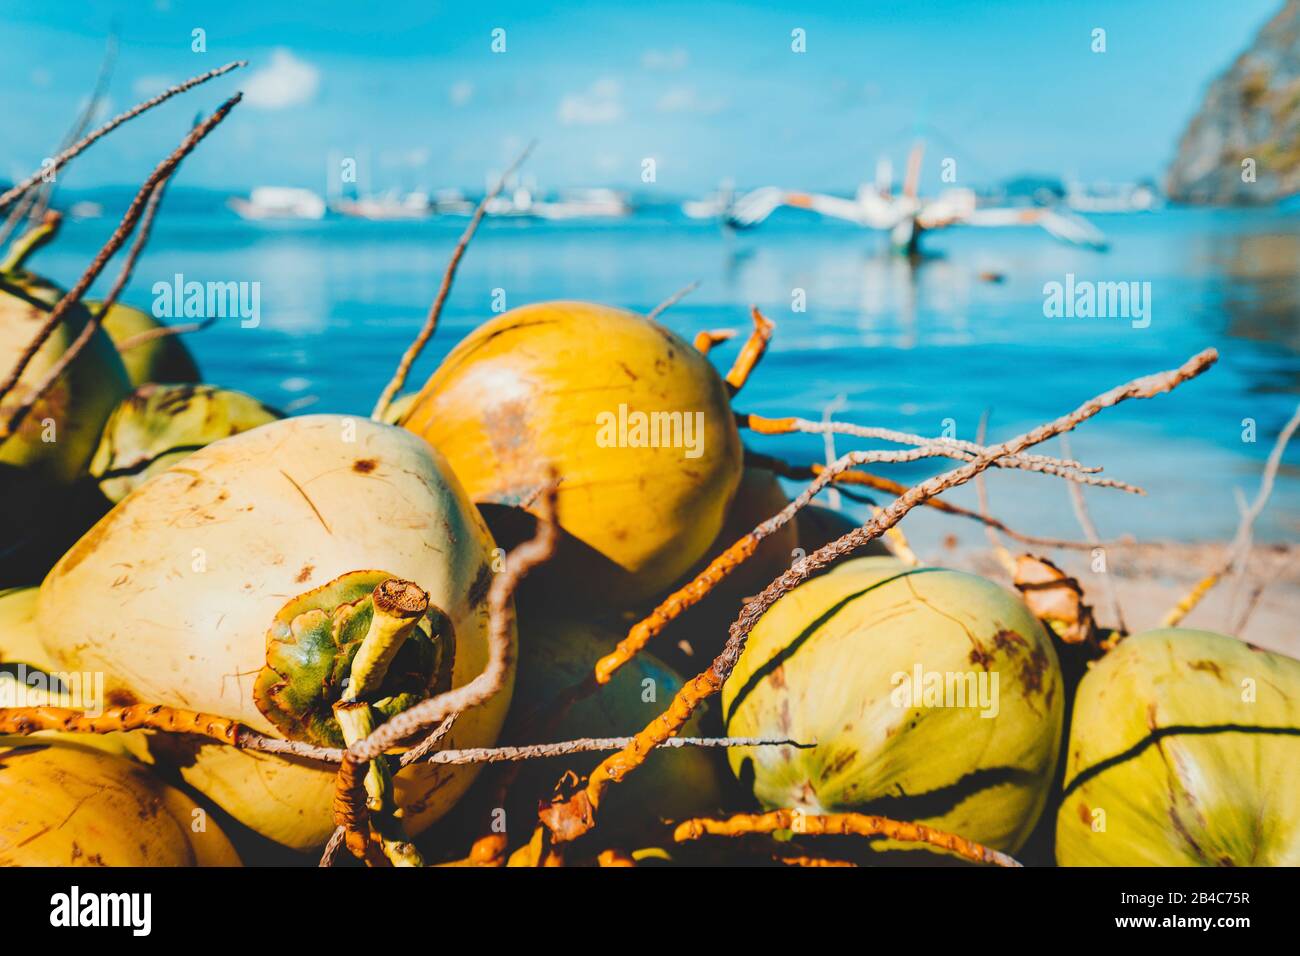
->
402;301;743;605
0;741;240;866
89;383;280;503
35;415;512;849
502;613;726;840
0;269;131;568
0;585;134;758
94;300;201;387
1056;628;1300;866
723;557;1063;856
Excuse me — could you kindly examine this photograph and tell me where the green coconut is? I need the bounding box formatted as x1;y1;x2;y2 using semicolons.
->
89;383;280;503
94;300;201;387
723;557;1063;856
503;613;727;841
0;225;131;578
1056;628;1300;866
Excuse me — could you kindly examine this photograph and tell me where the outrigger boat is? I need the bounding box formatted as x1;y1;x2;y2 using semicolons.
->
690;143;1108;254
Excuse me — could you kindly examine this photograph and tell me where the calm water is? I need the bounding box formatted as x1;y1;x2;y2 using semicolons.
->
35;201;1300;548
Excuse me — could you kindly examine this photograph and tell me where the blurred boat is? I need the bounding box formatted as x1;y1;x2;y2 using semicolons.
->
433;188;476;216
485;178;630;220
228;187;326;221
1066;179;1162;213
718;142;1108;253
68;200;103;220
332;190;432;220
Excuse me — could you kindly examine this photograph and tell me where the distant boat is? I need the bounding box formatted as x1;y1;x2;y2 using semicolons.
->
68;200;103;220
432;188;476;216
1065;180;1161;214
332;191;431;221
717;142;1109;253
485;183;630;220
228;187;326;221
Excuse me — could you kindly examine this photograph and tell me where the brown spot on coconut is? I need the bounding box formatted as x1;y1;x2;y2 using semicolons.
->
723;557;1063;856
1056;628;1300;866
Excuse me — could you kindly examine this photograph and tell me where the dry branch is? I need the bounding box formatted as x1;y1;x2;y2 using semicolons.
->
1161;400;1300;628
672;809;1021;867
0;62;245;211
371;142;536;422
647;280;699;322
0;96;241;435
537;348;1217;844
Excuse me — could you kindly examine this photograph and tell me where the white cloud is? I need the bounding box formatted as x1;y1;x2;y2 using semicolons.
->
132;75;175;98
450;80;474;107
243;49;320;110
656;86;727;115
642;47;688;71
558;77;623;126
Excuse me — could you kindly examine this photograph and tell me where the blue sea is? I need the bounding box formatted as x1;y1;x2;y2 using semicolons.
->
33;199;1300;549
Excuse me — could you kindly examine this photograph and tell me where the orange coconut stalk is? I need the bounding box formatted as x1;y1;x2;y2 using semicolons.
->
724;307;775;394
0;703;240;744
672;809;1021;868
537;350;1217;845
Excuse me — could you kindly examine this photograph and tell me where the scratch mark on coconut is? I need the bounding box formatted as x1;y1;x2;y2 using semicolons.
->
279;469;331;534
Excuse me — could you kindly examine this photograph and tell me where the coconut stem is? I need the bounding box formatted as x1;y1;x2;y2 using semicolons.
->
672;809;1022;868
723;307;774;394
0;703;240;743
0;211;61;273
334;701;423;867
343;579;429;702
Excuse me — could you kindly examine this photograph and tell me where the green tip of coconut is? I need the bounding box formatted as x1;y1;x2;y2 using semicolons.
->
253;570;446;748
0;212;61;274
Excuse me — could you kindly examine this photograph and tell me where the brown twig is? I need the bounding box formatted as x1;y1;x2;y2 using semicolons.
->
1161;400;1300;629
0;96;241;435
20;171;179;416
647;280;699;322
396;713;458;767
974;409;1016;576
329;477;559;861
0;62;245;212
24;33;121;229
748;450;1111;552
112;316;216;352
371;142;536;422
537;349;1217;844
724;307;774;394
741;413;1137;492
671;810;1021;867
1061;432;1127;634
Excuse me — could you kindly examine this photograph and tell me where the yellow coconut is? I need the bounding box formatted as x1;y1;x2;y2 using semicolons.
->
89;383;280;503
724;557;1063;856
402;301;743;605
94;300;201;387
1056;628;1300;866
0;586;133;758
0;741;239;866
503;613;726;839
36;415;512;850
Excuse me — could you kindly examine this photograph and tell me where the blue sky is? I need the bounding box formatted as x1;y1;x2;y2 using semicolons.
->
0;0;1283;194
